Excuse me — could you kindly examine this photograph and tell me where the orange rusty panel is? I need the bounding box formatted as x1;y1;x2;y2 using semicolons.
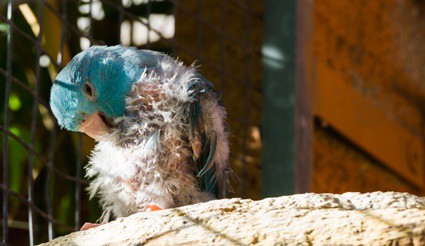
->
305;0;425;193
311;127;420;195
311;0;424;137
313;63;424;188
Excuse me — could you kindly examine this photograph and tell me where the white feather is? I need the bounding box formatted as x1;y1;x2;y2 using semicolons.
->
85;53;229;222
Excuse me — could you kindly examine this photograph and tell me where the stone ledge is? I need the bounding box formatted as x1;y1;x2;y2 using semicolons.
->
40;192;425;245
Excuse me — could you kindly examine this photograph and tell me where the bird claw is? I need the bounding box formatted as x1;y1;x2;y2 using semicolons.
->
80;204;162;231
80;222;105;231
145;204;162;212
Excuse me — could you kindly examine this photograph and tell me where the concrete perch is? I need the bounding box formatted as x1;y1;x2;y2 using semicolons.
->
40;192;425;245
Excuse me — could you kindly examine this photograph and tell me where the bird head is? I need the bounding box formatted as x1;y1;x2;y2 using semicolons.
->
50;45;147;140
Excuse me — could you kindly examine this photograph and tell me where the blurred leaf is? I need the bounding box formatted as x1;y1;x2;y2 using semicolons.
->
8;124;30;193
58;191;71;226
7;125;30;220
0;23;8;34
9;93;22;111
9;138;26;192
9;126;21;136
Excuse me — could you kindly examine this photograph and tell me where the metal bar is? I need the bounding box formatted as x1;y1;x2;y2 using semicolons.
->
262;0;296;196
7;0;246;56
118;0;123;44
294;0;313;194
74;134;82;230
0;125;50;164
0;125;89;185
0;68;51;111
240;0;251;198
173;42;245;84
175;3;244;47
89;0;93;44
1;1;247;152
146;0;151;49
67;19;100;46
28;1;45;244
162;2;262;87
56;0;67;66
0;0;264;240
56;0;244;84
150;27;247;85
46;0;69;240
129;16;133;45
0;184;75;232
2;1;13;244
45;122;56;240
0;14;61;71
74;0;93;230
101;0;217;52
102;0;166;39
43;2;100;46
54;166;88;185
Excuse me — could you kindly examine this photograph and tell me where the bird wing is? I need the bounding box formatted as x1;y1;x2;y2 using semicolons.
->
188;79;230;199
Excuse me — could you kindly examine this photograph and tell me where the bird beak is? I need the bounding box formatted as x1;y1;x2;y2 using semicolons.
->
78;111;113;140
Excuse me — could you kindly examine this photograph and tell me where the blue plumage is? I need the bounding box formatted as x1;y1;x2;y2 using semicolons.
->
50;45;231;221
189;82;222;198
51;46;160;131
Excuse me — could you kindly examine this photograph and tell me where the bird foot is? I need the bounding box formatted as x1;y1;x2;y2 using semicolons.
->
80;204;162;230
145;203;162;212
80;222;105;231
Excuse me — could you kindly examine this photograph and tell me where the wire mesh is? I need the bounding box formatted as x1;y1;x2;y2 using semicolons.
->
0;0;263;244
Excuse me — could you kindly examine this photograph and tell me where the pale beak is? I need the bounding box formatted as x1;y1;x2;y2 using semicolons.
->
78;111;113;140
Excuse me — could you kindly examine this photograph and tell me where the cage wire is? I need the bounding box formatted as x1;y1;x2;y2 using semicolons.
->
0;0;263;244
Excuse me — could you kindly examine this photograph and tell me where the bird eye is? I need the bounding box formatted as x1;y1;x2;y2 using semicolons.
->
83;81;95;101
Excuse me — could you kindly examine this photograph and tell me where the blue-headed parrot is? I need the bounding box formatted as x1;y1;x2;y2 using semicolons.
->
50;45;231;228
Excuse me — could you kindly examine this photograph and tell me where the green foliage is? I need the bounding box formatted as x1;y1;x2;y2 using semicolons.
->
8;93;21;111
0;23;8;33
0;1;174;244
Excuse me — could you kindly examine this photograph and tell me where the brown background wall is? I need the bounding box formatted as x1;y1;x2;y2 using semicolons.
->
175;0;425;197
306;0;425;195
174;0;264;199
31;1;425;201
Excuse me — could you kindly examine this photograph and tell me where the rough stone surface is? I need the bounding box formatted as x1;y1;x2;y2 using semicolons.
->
40;192;425;245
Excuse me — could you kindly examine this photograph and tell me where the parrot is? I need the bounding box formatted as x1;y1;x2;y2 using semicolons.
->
50;45;231;229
